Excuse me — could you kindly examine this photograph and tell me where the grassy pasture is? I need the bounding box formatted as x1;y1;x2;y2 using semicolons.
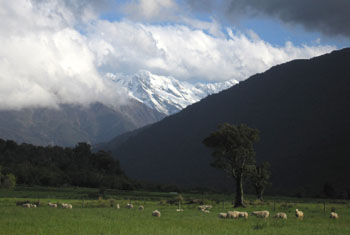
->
0;187;349;235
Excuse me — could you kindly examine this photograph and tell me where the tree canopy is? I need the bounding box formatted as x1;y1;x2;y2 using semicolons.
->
203;123;259;207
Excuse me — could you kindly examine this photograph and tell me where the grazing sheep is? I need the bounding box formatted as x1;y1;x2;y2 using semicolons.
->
126;203;134;209
218;213;228;219
295;209;304;219
31;204;37;208
202;210;210;213
274;212;287;219
176;209;184;212
152;210;161;217
198;205;212;211
251;210;270;218
227;211;240;219
22;203;31;208
139;205;144;211
238;212;249;219
116;204;120;209
48;202;58;208
330;212;339;219
61;203;72;209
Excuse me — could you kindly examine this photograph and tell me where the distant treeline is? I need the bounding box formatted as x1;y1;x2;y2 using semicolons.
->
0;139;133;189
0;139;184;192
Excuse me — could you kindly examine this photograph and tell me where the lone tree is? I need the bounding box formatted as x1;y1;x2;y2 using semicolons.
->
203;123;259;207
250;162;271;201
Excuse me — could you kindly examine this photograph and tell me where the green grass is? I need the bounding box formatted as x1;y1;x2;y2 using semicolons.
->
0;188;349;234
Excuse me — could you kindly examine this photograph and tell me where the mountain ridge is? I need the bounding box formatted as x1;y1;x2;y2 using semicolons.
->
107;70;238;115
0;101;165;147
103;48;350;196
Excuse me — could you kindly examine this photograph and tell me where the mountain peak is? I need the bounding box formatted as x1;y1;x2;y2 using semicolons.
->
107;71;238;115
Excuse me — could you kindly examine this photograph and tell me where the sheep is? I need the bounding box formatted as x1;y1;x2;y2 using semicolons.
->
330;212;339;219
139;205;144;211
198;205;212;211
116;204;120;209
48;202;58;208
202;210;210;213
22;203;31;208
176;209;184;212
61;203;73;209
227;211;240;219
238;212;249;219
273;212;287;219
251;210;270;218
295;209;304;219
152;210;161;217
126;203;134;209
31;204;37;208
218;212;228;219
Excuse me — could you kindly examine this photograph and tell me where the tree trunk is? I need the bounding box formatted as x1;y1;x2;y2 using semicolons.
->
234;172;245;208
257;189;264;201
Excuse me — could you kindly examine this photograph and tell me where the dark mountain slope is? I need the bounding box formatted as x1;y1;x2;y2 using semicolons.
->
0;101;164;147
105;48;350;196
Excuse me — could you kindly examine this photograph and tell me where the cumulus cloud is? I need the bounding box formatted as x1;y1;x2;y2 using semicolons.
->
186;0;350;37
0;0;337;111
0;0;125;110
87;20;335;82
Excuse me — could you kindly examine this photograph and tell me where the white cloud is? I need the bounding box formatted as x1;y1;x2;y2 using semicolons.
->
87;20;335;82
0;0;125;110
0;0;337;111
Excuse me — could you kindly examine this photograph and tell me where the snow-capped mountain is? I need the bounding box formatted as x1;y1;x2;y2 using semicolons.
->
106;71;238;115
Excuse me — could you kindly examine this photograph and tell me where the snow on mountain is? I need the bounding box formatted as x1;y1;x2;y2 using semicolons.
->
106;71;238;115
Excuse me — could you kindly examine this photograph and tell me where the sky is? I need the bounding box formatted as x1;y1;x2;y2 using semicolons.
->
0;0;349;110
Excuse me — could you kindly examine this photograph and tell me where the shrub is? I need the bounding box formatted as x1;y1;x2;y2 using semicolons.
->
1;173;16;190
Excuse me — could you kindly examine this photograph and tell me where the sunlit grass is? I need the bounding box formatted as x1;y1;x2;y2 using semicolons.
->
0;194;349;235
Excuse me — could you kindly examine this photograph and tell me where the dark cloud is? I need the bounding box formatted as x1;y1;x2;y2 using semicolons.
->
187;0;350;37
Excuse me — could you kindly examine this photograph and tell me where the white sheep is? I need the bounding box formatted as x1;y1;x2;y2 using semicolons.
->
295;209;304;219
48;202;58;208
176;209;184;212
202;210;210;213
238;211;248;219
227;211;240;219
251;210;270;218
139;205;144;211
274;212;287;219
116;204;120;209
31;204;37;208
61;203;72;209
152;210;161;217
218;212;227;219
330;212;339;219
22;203;31;208
198;205;212;211
126;203;134;209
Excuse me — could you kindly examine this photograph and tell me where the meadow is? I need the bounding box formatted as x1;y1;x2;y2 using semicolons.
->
0;187;349;235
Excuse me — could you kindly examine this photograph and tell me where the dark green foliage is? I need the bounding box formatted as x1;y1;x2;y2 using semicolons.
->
203;123;259;207
1;173;16;189
0;166;16;189
0;139;128;189
250;162;271;201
